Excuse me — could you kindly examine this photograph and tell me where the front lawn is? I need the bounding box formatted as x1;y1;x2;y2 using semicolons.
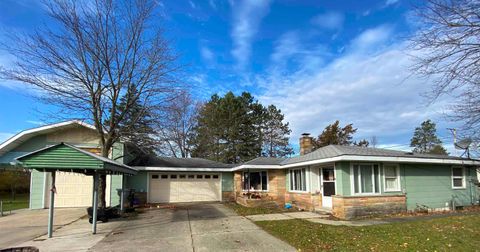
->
0;193;29;212
225;202;296;216
255;214;480;251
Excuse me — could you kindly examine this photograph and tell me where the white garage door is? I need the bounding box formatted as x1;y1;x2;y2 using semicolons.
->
45;172;93;208
149;173;221;203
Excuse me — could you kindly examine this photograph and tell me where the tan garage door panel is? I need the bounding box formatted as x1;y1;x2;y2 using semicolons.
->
149;174;221;203
45;172;93;208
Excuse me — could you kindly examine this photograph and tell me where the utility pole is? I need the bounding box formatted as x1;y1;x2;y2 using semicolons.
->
447;128;457;156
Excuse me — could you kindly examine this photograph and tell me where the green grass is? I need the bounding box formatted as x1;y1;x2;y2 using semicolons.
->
0;193;29;211
255;214;480;252
224;202;296;216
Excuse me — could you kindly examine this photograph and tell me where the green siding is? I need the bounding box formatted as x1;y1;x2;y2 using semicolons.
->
19;145;103;169
110;175;123;206
404;164;477;210
335;161;351;196
30;170;45;209
222;172;234;191
127;171;148;192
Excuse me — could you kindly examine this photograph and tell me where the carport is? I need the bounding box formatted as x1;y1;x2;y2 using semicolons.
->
15;143;137;238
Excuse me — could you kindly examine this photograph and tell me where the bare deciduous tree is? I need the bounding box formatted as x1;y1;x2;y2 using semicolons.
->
409;0;480;139
0;0;179;207
157;91;199;158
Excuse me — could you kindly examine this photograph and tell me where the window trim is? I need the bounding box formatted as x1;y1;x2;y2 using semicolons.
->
242;170;269;192
451;166;466;189
383;164;401;192
350;163;381;195
289;167;308;193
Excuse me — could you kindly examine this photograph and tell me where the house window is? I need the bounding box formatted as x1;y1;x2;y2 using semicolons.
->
213;175;219;179
161;174;168;179
452;167;465;189
384;164;400;192
179;174;186;179
289;168;307;192
152;174;159;179
242;171;268;191
170;174;177;179
205;175;211;179
352;164;380;194
188;175;195;179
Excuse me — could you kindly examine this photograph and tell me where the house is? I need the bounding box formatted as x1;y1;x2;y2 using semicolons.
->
0;121;479;219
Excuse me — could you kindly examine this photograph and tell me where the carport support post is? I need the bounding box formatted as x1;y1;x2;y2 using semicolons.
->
92;172;99;234
47;171;56;238
120;175;125;212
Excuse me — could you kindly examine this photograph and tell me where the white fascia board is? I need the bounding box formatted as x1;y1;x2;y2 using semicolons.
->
138;166;233;172
231;165;282;171
282;155;480;168
0;120;97;153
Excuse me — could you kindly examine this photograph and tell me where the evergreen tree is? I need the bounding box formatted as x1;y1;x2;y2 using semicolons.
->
410;119;448;155
354;139;370;147
262;105;294;157
190;92;292;163
313;120;357;149
113;85;157;154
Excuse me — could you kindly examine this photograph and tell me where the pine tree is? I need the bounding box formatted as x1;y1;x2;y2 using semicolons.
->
410;119;448;155
262;105;294;157
114;85;158;154
313;120;357;149
190;92;292;163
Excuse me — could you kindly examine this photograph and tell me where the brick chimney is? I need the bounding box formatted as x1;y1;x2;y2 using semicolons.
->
299;133;313;155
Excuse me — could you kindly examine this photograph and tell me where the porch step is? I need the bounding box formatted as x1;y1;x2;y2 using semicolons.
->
314;207;332;215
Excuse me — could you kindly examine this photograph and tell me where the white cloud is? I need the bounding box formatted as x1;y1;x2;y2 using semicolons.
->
311;12;344;30
385;0;399;7
230;0;271;69
189;0;196;9
350;25;393;51
200;46;215;63
26;120;45;126
257;25;452;148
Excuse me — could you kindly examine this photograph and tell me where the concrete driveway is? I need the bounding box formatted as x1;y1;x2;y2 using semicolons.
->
0;208;86;249
92;203;295;252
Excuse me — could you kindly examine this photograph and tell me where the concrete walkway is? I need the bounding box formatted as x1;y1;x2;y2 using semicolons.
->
92;203;295;252
0;208;86;249
247;211;477;227
17;217;123;251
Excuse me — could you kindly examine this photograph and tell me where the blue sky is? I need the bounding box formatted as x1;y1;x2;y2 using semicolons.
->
0;0;461;154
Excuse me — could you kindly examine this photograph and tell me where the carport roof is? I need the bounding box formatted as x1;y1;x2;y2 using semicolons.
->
16;143;137;175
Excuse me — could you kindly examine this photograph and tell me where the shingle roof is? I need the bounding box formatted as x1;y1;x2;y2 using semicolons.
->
243;157;287;165
281;145;469;165
130;156;234;168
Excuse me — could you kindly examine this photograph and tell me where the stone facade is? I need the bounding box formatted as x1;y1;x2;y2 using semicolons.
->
234;170;287;207
222;191;235;202
285;192;322;211
332;195;407;219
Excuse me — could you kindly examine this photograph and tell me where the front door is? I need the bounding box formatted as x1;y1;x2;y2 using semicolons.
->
321;167;335;208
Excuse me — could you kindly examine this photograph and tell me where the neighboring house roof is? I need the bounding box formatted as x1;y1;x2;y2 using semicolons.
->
281;145;469;165
0;120;97;157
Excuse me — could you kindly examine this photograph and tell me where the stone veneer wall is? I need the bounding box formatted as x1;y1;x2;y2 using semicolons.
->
234;170;287;206
333;195;407;219
222;191;235;202
285;192;321;211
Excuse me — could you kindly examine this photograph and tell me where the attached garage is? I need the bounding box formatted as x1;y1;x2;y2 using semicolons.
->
45;172;93;207
149;173;221;203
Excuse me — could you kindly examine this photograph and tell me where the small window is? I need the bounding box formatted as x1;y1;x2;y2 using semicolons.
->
170;174;177;179
196;175;203;179
452;167;465;189
243;171;268;191
384;164;400;192
289;168;306;191
152;174;159;179
213;175;219;179
161;174;168;179
205;175;211;179
352;164;380;194
188;174;195;179
179;174;186;179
